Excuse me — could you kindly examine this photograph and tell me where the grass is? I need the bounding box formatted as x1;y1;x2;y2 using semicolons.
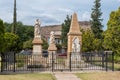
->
76;72;120;80
56;56;66;63
0;73;56;80
90;62;120;71
113;63;120;70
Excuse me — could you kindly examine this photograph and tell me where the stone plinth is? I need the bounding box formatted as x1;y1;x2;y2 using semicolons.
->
48;43;57;51
48;51;56;64
48;44;57;64
28;55;49;68
32;38;43;54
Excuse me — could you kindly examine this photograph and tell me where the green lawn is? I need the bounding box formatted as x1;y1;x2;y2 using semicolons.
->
0;73;56;80
91;62;120;71
76;72;120;80
113;63;120;70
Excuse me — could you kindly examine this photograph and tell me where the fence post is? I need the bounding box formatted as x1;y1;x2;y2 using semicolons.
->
69;52;71;72
90;53;92;65
112;52;114;71
13;52;15;72
1;53;3;72
105;52;108;71
102;52;104;68
52;52;54;72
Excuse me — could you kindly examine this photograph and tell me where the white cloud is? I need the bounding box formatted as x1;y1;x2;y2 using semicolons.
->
80;11;91;21
58;8;73;13
0;0;120;30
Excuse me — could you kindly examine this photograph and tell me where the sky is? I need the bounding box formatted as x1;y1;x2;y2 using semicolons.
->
0;0;120;30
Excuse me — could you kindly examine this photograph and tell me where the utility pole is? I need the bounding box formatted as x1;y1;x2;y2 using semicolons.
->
11;0;17;34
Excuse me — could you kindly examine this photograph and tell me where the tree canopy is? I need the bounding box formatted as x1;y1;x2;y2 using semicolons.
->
12;0;17;34
103;7;120;56
23;39;32;49
90;0;103;39
4;32;21;52
0;19;5;53
82;30;95;52
4;22;34;50
61;15;71;47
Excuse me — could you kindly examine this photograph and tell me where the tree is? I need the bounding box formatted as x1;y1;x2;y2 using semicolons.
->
93;38;102;51
107;7;120;29
90;0;103;39
103;7;120;56
0;19;5;53
16;22;34;42
4;21;34;50
23;39;32;49
61;15;71;47
42;39;49;50
11;0;17;34
82;30;95;52
4;22;12;32
4;32;21;51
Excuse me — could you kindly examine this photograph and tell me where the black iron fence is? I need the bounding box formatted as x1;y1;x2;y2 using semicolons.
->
0;51;114;72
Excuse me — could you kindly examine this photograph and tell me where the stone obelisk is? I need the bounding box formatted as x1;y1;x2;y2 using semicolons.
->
67;13;82;66
32;19;43;54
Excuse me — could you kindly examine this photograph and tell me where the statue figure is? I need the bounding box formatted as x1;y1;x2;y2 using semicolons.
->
49;31;55;44
72;37;80;52
34;19;41;38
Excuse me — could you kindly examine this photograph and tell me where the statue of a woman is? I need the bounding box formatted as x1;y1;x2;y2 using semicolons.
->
72;37;80;52
34;19;41;38
49;31;55;44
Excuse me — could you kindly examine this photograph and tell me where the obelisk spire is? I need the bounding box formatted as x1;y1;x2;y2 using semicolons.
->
68;13;81;35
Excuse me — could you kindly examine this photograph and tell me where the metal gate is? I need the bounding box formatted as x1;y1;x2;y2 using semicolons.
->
53;54;69;71
0;51;114;73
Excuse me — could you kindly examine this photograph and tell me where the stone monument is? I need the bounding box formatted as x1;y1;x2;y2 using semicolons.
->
48;31;57;51
67;13;82;66
28;19;49;68
48;31;57;63
32;19;43;54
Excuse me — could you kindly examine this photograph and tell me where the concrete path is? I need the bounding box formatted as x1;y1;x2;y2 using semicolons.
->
53;73;81;80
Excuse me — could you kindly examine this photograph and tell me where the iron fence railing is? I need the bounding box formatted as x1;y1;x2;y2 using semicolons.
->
0;51;114;73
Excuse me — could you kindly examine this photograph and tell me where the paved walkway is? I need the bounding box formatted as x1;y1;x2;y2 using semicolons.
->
53;73;81;80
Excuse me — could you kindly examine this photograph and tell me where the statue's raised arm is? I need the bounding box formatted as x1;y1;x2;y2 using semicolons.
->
34;19;41;38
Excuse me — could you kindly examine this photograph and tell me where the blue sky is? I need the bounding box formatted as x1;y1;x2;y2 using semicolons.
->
0;0;120;30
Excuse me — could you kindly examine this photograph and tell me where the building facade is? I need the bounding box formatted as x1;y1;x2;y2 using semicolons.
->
41;21;91;44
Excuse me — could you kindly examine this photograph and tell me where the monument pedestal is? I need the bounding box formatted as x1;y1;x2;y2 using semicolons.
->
48;43;57;64
66;53;84;68
32;38;43;54
71;52;84;68
28;38;47;68
48;43;57;51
